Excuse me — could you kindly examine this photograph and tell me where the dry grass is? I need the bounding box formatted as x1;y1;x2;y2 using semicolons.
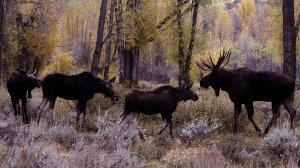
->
0;83;300;167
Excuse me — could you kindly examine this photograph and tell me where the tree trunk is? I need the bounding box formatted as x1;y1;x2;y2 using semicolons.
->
131;46;139;85
176;0;185;86
90;0;108;77
130;0;140;86
282;0;299;100
184;1;199;84
0;0;4;81
118;0;140;86
0;0;4;45
116;0;126;83
282;0;297;81
124;49;132;82
82;17;89;66
104;0;115;81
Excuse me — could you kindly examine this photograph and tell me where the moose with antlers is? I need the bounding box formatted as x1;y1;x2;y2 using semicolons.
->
7;68;42;124
196;49;296;135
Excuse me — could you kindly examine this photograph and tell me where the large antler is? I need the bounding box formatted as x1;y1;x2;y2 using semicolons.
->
196;49;232;71
215;48;232;68
195;57;213;71
195;52;216;71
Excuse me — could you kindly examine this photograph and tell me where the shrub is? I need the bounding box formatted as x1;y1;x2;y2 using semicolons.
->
162;146;226;168
44;123;77;150
68;112;144;167
264;121;299;157
0;109;18;128
178;119;221;144
194;146;227;168
95;111;139;151
4;123;67;168
74;135;94;151
219;136;270;166
43;51;73;75
6;143;66;168
0;140;10;164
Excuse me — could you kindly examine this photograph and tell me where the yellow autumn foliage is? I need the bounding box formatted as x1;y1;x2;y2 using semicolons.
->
237;0;255;32
43;52;73;75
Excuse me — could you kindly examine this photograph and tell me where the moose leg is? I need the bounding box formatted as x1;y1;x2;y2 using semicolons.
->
157;115;168;135
11;98;18;116
283;99;296;129
36;98;49;124
48;99;56;125
119;111;131;123
166;115;173;139
81;101;87;126
157;120;168;135
17;100;21;115
245;103;261;134
264;102;281;134
21;97;29;124
132;112;145;141
76;101;82;124
27;89;32;99
233;103;242;134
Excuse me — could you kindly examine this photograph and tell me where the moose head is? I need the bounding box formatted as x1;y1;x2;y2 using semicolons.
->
180;81;199;101
96;77;119;102
196;49;232;97
17;67;42;87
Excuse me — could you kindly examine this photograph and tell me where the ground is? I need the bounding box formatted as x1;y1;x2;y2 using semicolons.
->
0;81;300;167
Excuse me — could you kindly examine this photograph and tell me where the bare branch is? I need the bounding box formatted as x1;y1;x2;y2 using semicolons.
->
97;56;119;73
159;2;195;33
157;0;190;30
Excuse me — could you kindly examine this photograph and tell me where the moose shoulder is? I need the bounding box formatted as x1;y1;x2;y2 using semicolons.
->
196;49;296;135
36;72;119;124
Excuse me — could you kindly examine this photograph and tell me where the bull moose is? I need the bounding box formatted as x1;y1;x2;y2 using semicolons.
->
7;68;42;124
120;83;199;140
196;49;296;134
36;72;119;125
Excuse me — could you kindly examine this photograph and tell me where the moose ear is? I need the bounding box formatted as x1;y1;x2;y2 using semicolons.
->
181;81;189;89
17;67;26;74
109;77;116;83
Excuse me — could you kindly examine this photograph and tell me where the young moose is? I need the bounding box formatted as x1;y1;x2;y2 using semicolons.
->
7;68;42;124
120;83;199;140
36;72;119;124
196;49;296;134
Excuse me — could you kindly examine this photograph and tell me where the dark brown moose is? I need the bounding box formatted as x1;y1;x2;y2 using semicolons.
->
36;72;119;125
196;49;296;135
7;68;42;124
120;83;199;140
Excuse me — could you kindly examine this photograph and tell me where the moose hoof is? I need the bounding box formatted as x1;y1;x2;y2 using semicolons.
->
139;135;146;141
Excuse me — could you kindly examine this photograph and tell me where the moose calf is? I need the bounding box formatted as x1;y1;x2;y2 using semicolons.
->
196;49;296;134
120;83;199;140
7;68;42;124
